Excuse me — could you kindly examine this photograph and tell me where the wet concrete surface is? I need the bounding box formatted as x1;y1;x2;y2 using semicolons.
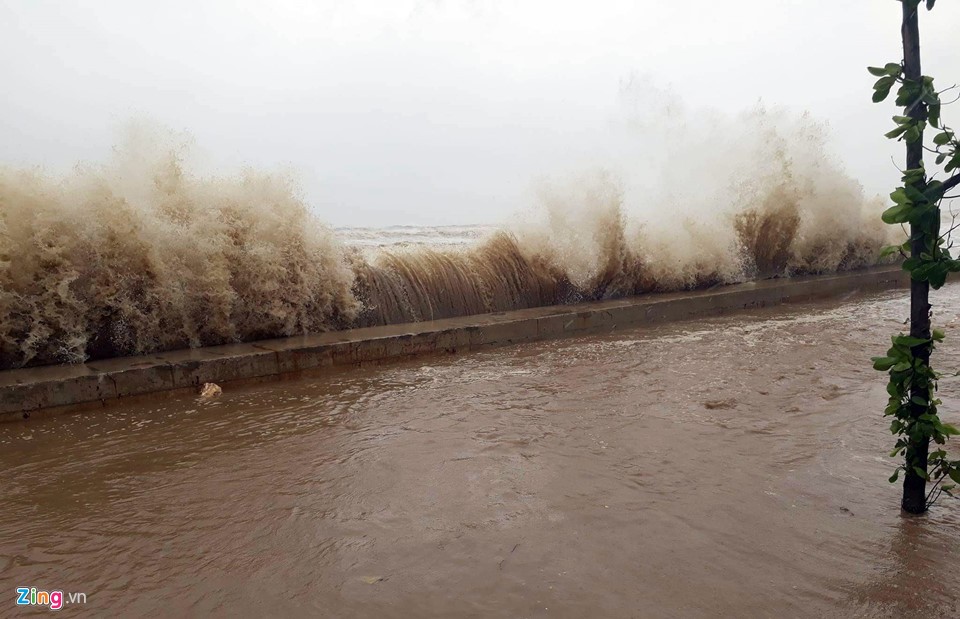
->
0;266;906;420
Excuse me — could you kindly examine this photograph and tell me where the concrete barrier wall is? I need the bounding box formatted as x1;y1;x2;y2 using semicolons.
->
0;265;908;421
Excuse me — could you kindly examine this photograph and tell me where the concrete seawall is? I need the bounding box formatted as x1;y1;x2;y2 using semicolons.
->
0;265;908;421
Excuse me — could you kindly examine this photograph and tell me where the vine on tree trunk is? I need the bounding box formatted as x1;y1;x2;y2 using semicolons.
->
870;0;960;513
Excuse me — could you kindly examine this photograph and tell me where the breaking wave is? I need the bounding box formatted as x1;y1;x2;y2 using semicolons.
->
0;112;895;368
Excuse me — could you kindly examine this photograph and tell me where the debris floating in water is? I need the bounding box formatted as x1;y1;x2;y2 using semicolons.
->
199;383;222;399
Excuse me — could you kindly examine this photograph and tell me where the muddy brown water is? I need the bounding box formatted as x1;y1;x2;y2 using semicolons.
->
2;288;960;618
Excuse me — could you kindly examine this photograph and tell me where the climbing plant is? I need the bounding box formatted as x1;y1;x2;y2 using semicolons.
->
870;0;960;514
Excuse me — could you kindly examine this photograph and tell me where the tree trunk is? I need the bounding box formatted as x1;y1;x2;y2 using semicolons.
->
901;0;931;515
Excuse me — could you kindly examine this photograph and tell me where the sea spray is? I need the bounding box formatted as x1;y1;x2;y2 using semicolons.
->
0;111;896;369
0;140;358;368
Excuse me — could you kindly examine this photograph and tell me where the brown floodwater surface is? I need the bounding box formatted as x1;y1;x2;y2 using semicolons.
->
2;287;960;618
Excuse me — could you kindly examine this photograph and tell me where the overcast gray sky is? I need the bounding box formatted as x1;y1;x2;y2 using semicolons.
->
1;0;958;226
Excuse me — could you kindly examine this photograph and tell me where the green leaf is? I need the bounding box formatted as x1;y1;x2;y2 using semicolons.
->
933;131;953;146
929;266;948;289
914;466;930;481
921;90;939;106
913;261;937;281
904;184;929;205
889;469;900;483
927;0;936;9
928;103;940;128
902;167;926;185
890;187;911;205
950;469;960;485
868;66;888;77
941;423;960;436
873;77;897;103
885;126;909;140
911;395;929;407
872;356;897;371
874;75;896;91
885;62;902;76
924;180;944;201
874;76;894;91
895;84;916;107
881;204;911;224
946;153;960;173
879;245;901;258
893;361;911;372
932;328;945;342
894;335;929;347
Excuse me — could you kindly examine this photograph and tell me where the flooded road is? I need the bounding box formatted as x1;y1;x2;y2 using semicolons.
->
2;287;960;617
